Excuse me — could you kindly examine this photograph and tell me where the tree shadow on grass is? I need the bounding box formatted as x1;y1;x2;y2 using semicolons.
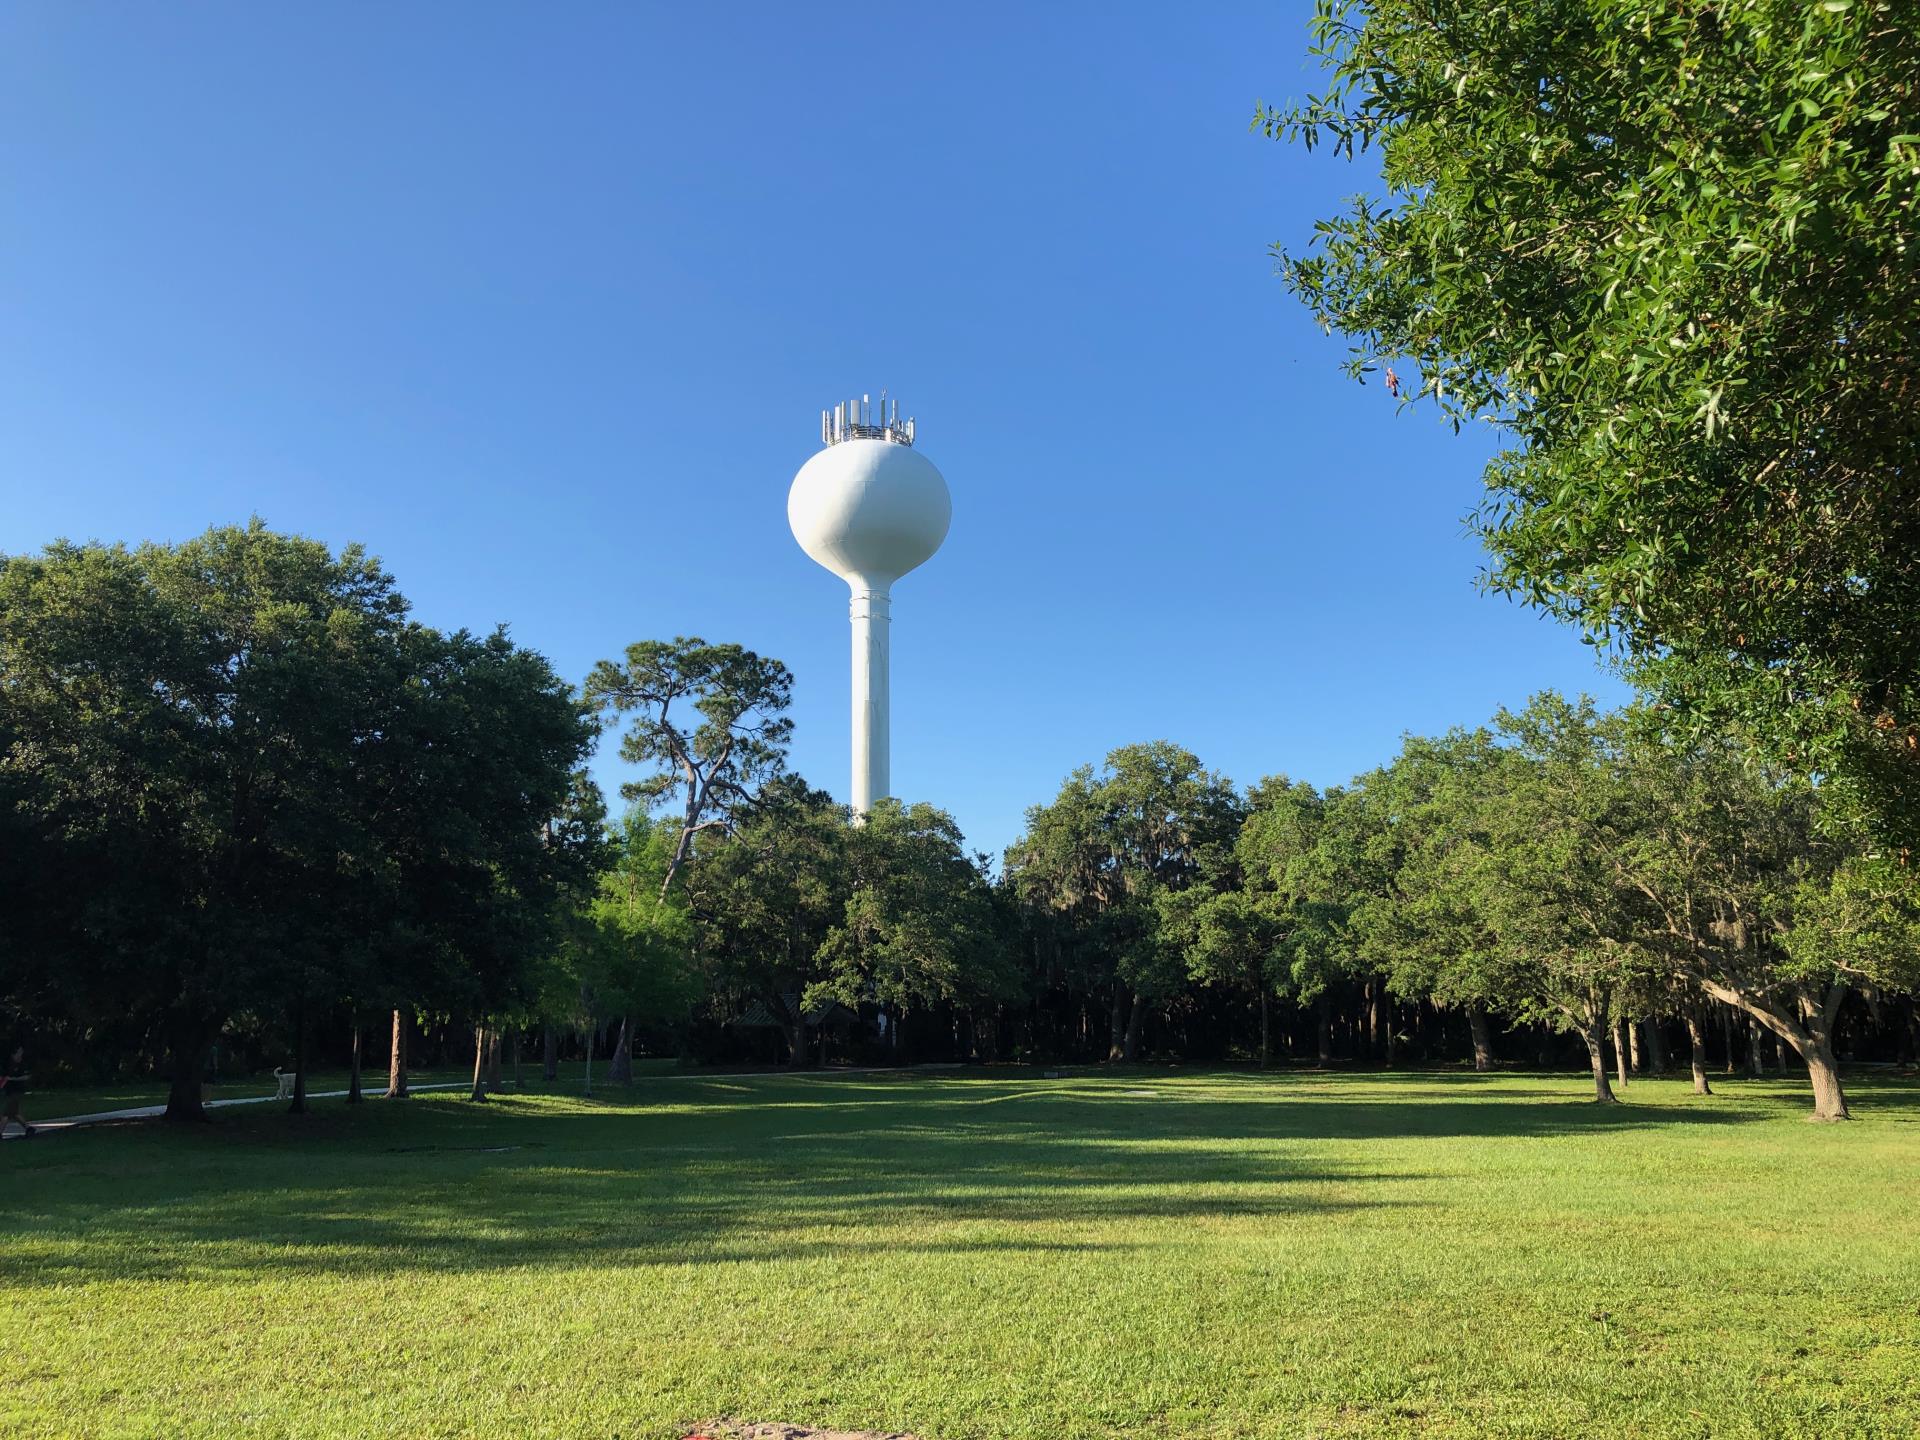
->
7;1068;1884;1289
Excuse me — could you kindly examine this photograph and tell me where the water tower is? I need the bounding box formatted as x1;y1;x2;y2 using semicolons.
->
788;392;950;815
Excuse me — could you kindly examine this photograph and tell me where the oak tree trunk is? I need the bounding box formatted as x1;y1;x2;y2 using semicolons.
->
1612;1018;1629;1090
486;1028;504;1089
386;1009;410;1099
1259;989;1271;1069
1684;1010;1712;1095
1804;1043;1849;1120
786;1014;808;1069
1123;992;1146;1061
1746;1017;1766;1077
1467;1002;1494;1072
347;1012;364;1104
1583;1012;1617;1103
1697;978;1852;1121
469;1024;489;1101
1627;1019;1642;1074
1799;993;1851;1121
1316;996;1333;1067
164;1017;214;1122
1108;984;1128;1062
609;1016;633;1084
542;1023;558;1081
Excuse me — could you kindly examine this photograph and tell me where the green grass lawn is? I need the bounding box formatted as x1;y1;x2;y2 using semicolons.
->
4;1070;1917;1439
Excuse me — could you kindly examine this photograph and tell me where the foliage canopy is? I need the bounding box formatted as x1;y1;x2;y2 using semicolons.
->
1269;0;1920;846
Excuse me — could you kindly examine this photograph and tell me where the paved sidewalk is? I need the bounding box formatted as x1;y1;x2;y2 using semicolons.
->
3;1063;966;1140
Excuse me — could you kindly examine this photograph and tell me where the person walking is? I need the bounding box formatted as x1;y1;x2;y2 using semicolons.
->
2;1047;34;1138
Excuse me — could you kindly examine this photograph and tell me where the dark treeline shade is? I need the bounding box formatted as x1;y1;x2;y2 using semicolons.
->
61;969;1912;1100
0;523;600;1118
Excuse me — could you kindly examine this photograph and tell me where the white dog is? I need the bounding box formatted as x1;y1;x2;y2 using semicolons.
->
273;1066;296;1101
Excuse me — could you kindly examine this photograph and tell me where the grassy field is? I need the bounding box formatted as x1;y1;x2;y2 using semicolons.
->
4;1069;1917;1439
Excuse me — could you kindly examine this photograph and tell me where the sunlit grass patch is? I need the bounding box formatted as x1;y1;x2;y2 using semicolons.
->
2;1070;1916;1439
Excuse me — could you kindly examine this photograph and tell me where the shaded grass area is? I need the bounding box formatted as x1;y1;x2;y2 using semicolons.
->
24;1057;684;1117
3;1071;1918;1438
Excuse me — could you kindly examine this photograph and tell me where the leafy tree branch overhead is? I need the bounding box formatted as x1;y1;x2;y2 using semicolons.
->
1267;0;1920;849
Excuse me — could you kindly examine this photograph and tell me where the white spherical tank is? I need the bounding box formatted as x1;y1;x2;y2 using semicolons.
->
788;437;950;589
789;398;950;817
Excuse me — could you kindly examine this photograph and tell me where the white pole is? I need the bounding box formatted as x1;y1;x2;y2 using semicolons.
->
848;585;891;816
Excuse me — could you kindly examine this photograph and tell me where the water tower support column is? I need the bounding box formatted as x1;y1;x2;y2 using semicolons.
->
849;585;891;816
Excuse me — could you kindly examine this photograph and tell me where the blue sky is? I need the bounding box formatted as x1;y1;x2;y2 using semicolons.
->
0;3;1626;860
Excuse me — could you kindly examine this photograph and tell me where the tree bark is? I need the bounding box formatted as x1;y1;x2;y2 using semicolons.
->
1108;983;1128;1062
1684;1009;1712;1095
1720;1003;1736;1074
1695;977;1853;1121
1582;1010;1617;1103
1123;992;1146;1061
1258;989;1271;1069
1467;1002;1494;1072
1798;985;1851;1121
1804;1040;1849;1120
508;1026;521;1088
584;1022;595;1096
1627;1019;1642;1074
164;1018;214;1122
785;1013;808;1069
542;1023;558;1081
1315;995;1333;1067
1747;1016;1766;1077
347;1012;363;1104
609;1016;633;1084
469;1024;489;1101
386;1008;410;1099
1612;1018;1629;1089
485;1028;504;1089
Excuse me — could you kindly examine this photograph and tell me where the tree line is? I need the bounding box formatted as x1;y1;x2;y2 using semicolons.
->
1007;703;1920;1122
0;529;1011;1116
555;660;1920;1126
4;525;1917;1125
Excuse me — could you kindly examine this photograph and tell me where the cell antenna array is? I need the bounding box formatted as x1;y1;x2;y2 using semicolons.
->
821;390;915;447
